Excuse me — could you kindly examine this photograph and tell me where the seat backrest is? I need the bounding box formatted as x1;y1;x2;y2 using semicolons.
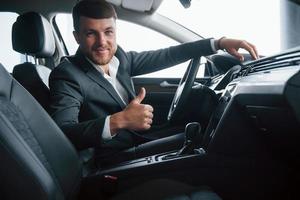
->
11;12;54;112
0;62;82;199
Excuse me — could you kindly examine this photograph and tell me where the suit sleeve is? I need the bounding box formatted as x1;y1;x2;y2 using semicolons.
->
127;39;214;76
49;61;105;150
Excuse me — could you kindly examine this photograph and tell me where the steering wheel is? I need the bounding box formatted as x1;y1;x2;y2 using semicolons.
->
167;56;201;123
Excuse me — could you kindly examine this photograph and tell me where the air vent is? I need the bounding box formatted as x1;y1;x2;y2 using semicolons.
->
240;47;300;76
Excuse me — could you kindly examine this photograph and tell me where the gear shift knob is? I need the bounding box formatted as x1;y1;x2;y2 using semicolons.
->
185;122;201;144
177;122;201;156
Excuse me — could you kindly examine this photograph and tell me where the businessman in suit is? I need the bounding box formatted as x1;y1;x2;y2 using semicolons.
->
49;1;258;163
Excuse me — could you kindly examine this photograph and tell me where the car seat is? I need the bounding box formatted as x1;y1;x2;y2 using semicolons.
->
11;11;54;112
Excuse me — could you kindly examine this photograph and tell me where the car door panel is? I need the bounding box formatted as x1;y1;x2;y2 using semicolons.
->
133;77;210;125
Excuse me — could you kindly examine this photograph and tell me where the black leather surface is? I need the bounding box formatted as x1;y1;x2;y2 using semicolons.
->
12;11;55;57
0;63;81;200
13;62;51;111
12;12;53;112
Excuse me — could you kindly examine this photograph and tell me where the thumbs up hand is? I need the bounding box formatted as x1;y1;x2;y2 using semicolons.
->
124;87;154;130
110;87;154;133
131;86;146;104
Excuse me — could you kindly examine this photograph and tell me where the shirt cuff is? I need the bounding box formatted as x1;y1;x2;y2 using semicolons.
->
101;116;117;141
210;38;218;53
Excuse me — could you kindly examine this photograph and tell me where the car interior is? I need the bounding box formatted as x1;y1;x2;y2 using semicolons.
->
1;0;300;200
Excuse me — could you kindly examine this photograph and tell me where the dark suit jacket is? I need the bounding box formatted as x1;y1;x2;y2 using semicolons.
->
49;39;214;150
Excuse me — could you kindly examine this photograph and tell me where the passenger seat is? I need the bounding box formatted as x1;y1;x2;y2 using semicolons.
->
11;11;55;112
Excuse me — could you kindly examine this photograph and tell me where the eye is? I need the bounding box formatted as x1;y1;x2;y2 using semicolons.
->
105;30;114;36
86;31;96;37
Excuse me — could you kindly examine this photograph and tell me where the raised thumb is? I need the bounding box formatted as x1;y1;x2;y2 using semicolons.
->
134;87;146;104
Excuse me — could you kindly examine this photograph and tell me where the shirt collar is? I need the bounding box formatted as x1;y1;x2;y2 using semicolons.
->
85;56;120;79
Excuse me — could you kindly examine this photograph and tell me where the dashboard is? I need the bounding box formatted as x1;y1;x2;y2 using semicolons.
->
205;65;300;160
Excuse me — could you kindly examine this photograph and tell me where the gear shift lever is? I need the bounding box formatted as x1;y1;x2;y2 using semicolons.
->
177;122;201;156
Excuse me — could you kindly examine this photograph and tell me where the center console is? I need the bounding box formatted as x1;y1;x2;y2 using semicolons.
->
97;149;207;177
87;121;221;181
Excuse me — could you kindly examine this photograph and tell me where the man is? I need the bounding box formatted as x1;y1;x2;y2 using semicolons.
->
49;1;258;163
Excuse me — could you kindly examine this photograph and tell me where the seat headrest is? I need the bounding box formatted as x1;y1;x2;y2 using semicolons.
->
12;12;55;58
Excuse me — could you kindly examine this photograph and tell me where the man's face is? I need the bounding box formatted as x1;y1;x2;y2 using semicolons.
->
74;16;117;65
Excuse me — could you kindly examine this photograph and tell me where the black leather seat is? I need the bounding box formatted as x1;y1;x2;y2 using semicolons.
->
11;11;54;112
0;62;221;200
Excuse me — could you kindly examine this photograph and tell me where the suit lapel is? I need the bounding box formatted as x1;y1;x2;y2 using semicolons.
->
72;50;127;109
116;66;136;102
86;69;127;108
115;48;136;102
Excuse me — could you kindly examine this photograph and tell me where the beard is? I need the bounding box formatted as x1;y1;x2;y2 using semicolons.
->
91;52;113;65
84;46;115;66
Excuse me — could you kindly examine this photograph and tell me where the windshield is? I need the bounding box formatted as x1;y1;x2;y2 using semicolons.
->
157;0;280;56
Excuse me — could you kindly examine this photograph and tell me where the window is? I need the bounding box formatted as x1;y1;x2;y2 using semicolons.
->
117;20;194;78
0;12;26;72
158;0;281;56
55;14;202;78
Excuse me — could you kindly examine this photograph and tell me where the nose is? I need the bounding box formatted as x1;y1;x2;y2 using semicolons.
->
96;33;106;46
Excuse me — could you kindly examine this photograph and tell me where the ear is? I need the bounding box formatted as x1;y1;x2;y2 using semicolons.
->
73;31;80;44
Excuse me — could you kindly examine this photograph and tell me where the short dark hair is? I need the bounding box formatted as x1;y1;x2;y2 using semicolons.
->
72;0;117;32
